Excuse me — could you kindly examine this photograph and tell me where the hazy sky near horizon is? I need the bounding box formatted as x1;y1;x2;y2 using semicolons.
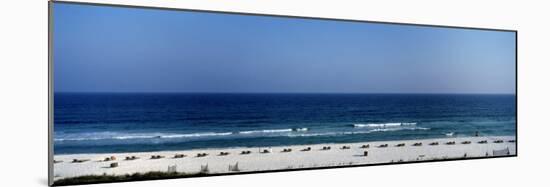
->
53;3;516;94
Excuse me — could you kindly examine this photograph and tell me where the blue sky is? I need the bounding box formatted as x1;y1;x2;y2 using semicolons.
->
53;3;516;94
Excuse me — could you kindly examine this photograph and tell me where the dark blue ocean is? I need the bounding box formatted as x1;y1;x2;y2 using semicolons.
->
53;93;516;154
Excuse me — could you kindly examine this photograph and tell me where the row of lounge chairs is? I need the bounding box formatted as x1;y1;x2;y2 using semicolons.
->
290;139;511;150
419;139;508;146
64;138;516;164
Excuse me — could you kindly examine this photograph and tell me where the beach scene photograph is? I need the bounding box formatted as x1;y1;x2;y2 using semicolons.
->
51;2;516;186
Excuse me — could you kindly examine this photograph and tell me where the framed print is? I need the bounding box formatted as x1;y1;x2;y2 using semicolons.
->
49;1;517;186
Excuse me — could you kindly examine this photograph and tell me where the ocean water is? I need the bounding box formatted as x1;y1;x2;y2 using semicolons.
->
53;93;516;154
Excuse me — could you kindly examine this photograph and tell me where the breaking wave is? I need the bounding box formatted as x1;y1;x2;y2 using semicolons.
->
55;127;310;142
288;127;429;137
55;123;429;142
353;122;417;128
54;132;234;142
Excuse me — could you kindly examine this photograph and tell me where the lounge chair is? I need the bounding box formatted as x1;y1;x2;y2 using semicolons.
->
508;140;516;143
494;140;504;143
196;153;208;157
125;156;139;160
446;141;455;145
282;148;292;152
429;142;439;146
378;144;388;148
72;159;90;163
301;147;311;152
218;152;229;156
360;144;370;149
174;154;186;158
151;155;165;159
478;140;488;144
461;141;471;144
261;149;270;153
241;150;251;155
341;146;351;150
321;146;331;150
413;142;422;146
395;143;405;147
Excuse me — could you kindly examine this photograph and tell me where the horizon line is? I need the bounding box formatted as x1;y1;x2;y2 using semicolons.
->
53;91;516;95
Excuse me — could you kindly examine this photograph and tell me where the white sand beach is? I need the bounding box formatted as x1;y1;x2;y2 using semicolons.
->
53;136;515;180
